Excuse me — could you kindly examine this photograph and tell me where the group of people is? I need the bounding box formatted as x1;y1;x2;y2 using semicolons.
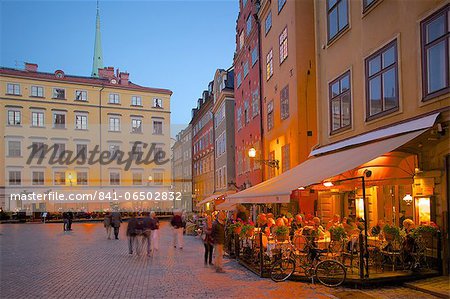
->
125;212;160;255
62;211;74;231
201;211;226;273
103;211;122;240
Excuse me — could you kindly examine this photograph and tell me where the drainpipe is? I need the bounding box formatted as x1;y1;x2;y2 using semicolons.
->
99;85;104;189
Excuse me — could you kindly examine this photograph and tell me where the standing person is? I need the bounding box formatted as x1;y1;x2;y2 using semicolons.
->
111;210;122;240
127;213;138;254
171;210;184;249
212;211;226;273
203;215;214;266
62;211;69;231
143;212;154;256
67;210;74;231
104;212;112;239
150;211;160;252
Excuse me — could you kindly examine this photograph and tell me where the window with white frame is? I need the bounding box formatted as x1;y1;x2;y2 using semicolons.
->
8;141;21;157
75;114;88;130
54;143;66;159
53;112;66;129
109;117;120;131
279;27;288;64
54;171;66;185
252;90;259;117
7;83;20;95
132;172;143;185
266;49;273;80
76;144;87;159
7;110;21;125
265;11;272;35
153;120;163;135
237;72;242;87
109;145;120;159
267;100;274;131
75;90;87;101
132;143;143;160
280;85;289;120
32;171;44;185
244;100;250;124
282;144;290;172
153;172;163;185
132;96;142;106
237;107;242;130
251;47;259;66
109;93;120;104
153;98;163;108
9;171;21;185
31;86;44;97
77;172;88;185
52;88;65;99
246;15;252;36
239;30;244;50
31;142;45;159
109;172;120;185
131;118;142;133
32;111;44;127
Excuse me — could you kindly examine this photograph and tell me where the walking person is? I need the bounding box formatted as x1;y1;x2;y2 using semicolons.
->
150;211;160;252
171;210;184;249
127;213;138;254
67;210;74;231
62;211;69;231
143;212;154;256
104;212;112;239
111;210;122;240
203;215;214;266
212;211;226;273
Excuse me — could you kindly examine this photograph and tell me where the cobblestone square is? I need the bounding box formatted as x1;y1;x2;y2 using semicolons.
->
0;222;440;299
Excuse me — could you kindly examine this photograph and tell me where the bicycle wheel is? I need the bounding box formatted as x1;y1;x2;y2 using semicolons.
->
270;258;295;282
314;259;346;287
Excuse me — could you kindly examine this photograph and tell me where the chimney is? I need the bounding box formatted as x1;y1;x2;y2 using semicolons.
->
98;66;115;79
119;72;129;85
25;63;38;72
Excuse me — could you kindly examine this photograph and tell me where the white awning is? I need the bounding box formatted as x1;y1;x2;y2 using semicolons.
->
227;129;427;202
309;113;439;156
196;194;219;207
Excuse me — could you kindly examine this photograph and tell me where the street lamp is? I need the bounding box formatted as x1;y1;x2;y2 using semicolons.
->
68;173;73;186
248;147;279;169
147;175;153;186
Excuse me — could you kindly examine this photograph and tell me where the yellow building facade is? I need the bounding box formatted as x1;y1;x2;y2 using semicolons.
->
0;63;173;213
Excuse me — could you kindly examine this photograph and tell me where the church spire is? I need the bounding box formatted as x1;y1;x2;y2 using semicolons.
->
91;0;103;78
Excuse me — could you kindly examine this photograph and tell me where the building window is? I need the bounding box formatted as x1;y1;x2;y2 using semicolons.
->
109;145;120;159
280;85;289;120
109;93;120;104
52;88;65;99
330;71;351;133
76;144;87;159
237;72;242;87
268;151;276;178
8;141;21;157
9;171;21;185
366;39;399;119
265;11;272;35
242;0;247;8
252;90;260;117
54;172;66;185
32;111;44;127
132;143;144;160
421;5;449;100
75;90;87;101
7;83;21;95
54;143;66;159
153;172;163;185
266;49;273;80
53;113;66;129
251;47;259;66
110;172;120;185
278;0;286;13
131;118;142;133
243;61;249;78
7;110;21;125
239;30;244;50
31;86;44;97
76;172;88;185
279;27;288;64
327;0;349;42
32;171;44;185
109;117;120;132
75;115;88;130
246;15;252;36
31;142;45;159
267;100;274;131
244;100;250;124
131;96;142;106
153;98;163;108
282;144;290;172
363;0;378;11
132;173;143;185
153;120;163;135
237;108;242;130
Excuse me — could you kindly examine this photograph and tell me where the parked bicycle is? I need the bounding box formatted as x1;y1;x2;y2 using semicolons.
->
270;234;346;287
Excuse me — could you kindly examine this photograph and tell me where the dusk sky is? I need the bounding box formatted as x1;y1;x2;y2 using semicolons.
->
0;0;239;136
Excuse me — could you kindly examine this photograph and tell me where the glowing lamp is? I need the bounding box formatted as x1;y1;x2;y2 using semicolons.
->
323;181;334;187
403;194;413;205
248;147;256;158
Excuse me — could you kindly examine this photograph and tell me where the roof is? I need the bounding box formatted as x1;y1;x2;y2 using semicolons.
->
0;67;172;95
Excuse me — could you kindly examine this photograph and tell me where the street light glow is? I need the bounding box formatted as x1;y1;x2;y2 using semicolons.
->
248;147;256;158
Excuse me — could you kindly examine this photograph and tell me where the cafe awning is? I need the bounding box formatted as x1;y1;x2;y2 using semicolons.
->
225;128;428;204
196;190;237;207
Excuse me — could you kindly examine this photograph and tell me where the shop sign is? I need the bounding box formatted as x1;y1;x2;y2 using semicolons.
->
413;177;434;197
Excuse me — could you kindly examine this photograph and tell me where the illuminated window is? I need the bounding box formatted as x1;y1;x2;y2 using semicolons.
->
266;49;273;80
279;27;288;64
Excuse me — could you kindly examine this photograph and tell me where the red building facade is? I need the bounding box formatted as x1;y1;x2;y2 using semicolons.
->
234;0;263;190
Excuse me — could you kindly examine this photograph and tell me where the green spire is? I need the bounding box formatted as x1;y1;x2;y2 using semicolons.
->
91;0;103;78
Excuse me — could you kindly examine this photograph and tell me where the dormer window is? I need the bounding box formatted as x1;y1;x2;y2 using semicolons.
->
53;88;65;100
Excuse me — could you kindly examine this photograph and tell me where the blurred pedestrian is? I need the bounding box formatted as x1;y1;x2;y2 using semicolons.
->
171;210;184;249
143;212;155;256
212;211;226;273
111;210;122;240
151;211;160;251
127;213;138;254
62;211;69;231
203;215;214;266
104;212;112;239
67;210;74;231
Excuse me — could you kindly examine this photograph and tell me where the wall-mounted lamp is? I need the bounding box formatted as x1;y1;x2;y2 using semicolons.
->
248;147;279;169
403;194;413;205
323;181;334;187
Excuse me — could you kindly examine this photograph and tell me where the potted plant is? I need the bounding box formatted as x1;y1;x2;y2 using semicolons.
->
228;221;243;235
240;224;255;238
383;224;400;241
274;225;289;242
329;226;346;241
413;223;438;241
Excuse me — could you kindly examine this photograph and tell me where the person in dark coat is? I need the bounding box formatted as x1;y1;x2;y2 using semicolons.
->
62;212;69;231
171;210;184;249
67;210;74;231
111;211;122;240
212;211;226;273
127;213;138;254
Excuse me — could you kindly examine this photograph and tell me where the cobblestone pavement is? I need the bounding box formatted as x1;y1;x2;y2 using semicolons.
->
0;222;439;299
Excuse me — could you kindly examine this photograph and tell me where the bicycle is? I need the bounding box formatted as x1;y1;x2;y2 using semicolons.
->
270;235;346;287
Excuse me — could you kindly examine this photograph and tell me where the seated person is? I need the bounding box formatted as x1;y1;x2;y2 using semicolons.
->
312;217;325;238
402;219;415;234
370;219;385;237
326;214;341;230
